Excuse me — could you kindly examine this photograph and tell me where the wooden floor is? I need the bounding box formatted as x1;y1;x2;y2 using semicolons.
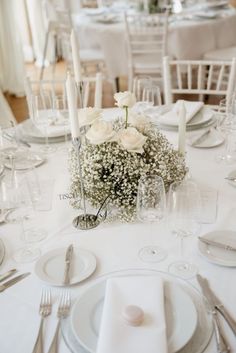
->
4;61;128;124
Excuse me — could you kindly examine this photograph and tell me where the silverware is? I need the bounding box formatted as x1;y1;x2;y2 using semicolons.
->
0;272;30;292
198;276;236;336
0;269;17;283
197;274;231;353
3;132;31;148
0;209;13;224
32;288;52;353
191;128;211;146
225;177;236;182
47;291;71;353
198;237;236;252
63;244;73;285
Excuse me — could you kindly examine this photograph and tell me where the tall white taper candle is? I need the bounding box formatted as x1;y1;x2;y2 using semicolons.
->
70;29;82;83
178;100;186;155
66;72;80;138
94;72;102;108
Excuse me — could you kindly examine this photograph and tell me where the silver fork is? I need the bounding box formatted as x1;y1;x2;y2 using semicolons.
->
47;291;71;353
32;288;52;353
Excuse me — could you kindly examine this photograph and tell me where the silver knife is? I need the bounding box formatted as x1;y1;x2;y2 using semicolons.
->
63;244;73;285
0;269;17;283
197;274;236;336
191;128;211;146
0;272;30;292
197;274;231;353
198;237;236;252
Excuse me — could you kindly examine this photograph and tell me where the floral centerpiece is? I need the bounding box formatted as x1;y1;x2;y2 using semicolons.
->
69;92;187;222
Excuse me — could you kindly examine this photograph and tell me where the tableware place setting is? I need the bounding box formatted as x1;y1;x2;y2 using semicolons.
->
156;100;216;132
59;269;214;353
34;244;97;287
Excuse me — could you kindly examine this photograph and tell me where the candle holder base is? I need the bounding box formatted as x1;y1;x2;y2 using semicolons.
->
72;214;100;230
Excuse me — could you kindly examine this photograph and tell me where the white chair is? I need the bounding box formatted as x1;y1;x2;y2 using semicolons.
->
59;29;104;79
25;74;103;110
40;1;105;80
163;56;236;108
124;12;169;91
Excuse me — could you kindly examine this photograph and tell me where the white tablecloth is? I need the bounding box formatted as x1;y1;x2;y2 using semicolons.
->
73;8;236;79
0;108;236;353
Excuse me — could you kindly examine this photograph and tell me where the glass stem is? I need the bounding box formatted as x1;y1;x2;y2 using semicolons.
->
180;236;184;259
125;106;128;128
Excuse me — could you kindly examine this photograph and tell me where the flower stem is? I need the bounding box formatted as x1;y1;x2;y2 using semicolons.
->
125;106;128;128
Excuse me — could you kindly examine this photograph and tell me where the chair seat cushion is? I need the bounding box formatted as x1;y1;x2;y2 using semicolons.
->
203;46;236;61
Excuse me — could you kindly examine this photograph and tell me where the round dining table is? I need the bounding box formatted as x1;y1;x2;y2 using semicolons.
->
72;6;236;79
0;107;236;353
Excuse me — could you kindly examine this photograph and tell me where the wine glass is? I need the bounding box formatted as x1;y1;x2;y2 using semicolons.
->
167;179;201;279
133;76;162;115
136;174;167;262
4;171;47;263
215;98;236;164
30;90;56;154
53;94;70;152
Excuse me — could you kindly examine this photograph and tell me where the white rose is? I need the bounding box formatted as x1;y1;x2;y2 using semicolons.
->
114;91;136;108
118;127;147;153
86;120;117;145
78;107;102;127
128;111;151;131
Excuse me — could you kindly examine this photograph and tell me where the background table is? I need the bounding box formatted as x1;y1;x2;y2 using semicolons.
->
73;8;236;79
0;108;236;353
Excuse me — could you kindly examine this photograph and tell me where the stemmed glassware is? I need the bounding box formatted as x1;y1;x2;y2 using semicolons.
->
2;170;47;263
52;94;70;151
132;77;162;114
167;179;201;279
136;174;167;263
31;90;56;154
215;97;236;164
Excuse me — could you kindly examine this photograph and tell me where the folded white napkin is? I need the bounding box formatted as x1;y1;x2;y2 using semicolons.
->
159;100;204;126
96;276;167;353
35;111;70;137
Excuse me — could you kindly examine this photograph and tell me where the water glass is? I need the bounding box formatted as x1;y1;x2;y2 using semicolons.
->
133;77;162;114
30;91;56;154
215;98;236;164
136;174;167;262
168;179;201;279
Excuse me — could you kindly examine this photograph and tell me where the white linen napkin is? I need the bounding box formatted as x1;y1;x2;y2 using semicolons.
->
159;100;204;126
35;111;70;137
96;276;167;353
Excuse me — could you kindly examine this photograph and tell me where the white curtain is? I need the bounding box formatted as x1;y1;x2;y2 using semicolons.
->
0;0;26;96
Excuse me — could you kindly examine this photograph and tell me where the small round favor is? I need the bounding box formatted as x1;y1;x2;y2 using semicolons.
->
122;305;144;326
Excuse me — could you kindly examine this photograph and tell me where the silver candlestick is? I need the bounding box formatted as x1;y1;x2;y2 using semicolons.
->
72;137;100;230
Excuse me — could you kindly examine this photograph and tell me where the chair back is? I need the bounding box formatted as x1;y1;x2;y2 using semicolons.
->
163;56;236;108
125;12;169;90
25;75;103;111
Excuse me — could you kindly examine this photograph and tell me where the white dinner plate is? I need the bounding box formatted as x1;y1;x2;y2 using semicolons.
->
4;150;45;170
226;170;236;188
94;14;120;24
34;247;97;286
160;106;214;128
19;118;71;141
188;128;224;148
200;0;228;9
70;276;198;353
0;239;5;266
198;230;236;267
